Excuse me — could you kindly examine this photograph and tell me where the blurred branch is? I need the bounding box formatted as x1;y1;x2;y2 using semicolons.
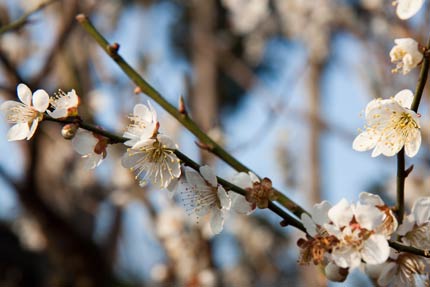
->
75;13;308;219
31;0;79;86
0;49;25;84
0;0;58;35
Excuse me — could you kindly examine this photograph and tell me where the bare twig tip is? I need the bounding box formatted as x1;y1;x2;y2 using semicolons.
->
134;87;142;94
405;164;414;177
179;96;187;114
195;141;210;151
75;14;87;22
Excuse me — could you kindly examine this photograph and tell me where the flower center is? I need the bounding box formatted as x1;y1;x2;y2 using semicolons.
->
8;104;39;124
390;112;418;137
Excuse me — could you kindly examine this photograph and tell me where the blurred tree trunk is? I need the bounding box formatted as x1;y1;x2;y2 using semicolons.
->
299;61;327;287
189;0;218;164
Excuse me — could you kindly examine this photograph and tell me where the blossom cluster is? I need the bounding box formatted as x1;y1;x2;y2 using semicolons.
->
298;194;430;285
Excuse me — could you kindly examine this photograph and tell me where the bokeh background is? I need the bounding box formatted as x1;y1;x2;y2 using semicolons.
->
0;0;430;286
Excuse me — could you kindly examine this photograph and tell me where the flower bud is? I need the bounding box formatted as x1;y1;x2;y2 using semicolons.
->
325;262;348;282
61;123;79;140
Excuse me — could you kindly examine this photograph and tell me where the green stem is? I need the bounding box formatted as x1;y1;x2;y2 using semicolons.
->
395;35;430;223
44;116;305;230
75;14;308;218
0;0;58;35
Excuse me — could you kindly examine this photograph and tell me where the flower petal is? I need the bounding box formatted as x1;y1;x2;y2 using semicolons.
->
7;123;29;141
377;262;397;286
396;0;424;20
26;119;39;140
394;89;414;109
301;213;317;237
72;130;98;155
354;203;383;230
17;83;32;106
46;108;68;119
217;186;231;210
359;192;384;206
185;167;206;187
200;165;217;187
32;89;49;112
328;198;353;227
352;130;377;152
209;208;225;235
412;197;430;225
230;172;254;189
311;200;332;226
405;128;421;157
361;234;390;265
231;193;253;214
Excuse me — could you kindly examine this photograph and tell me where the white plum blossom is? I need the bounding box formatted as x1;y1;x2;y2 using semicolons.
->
390;38;423;75
123;102;158;149
229;171;259;214
180;166;231;235
47;89;79;119
397;197;430;250
72;129;108;169
324;197;391;270
394;0;425;20
122;102;181;189
122;134;181;189
353;89;421;157
0;83;49;141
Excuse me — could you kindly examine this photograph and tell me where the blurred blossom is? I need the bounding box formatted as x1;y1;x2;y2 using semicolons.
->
394;0;425;20
13;216;47;251
197;269;217;287
274;0;339;62
0;33;30;65
150;263;169;283
109;190;132;207
222;0;269;34
361;0;384;10
88;89;109;113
